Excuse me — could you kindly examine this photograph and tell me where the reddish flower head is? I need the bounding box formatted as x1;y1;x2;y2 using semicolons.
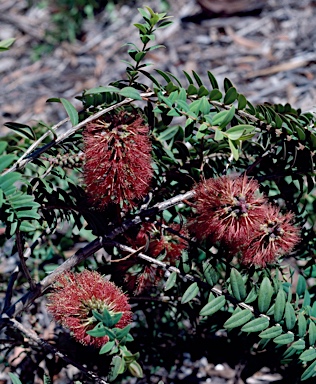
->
47;270;132;347
83;109;152;209
241;204;300;267
126;222;188;294
189;175;266;245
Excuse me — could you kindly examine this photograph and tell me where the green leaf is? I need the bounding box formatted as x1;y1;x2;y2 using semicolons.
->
259;325;283;339
0;38;15;51
273;332;294;345
237;94;247;110
292;339;305;350
223;309;253;330
115;325;131;341
128;361;144;378
0;141;8;155
203;262;219;286
207;71;219;89
223;77;234;92
300;349;316;362
8;373;23;384
60;98;79;126
4;122;36;140
285;302;296;330
157;125;179;142
108;356;123;382
192;70;203;87
274;289;286;323
86;323;107;337
16;209;40;220
164;271;177;291
181;282;199;304
214;105;236;128
297;275;307;296
258;277;274;313
84;86;120;94
0;155;17;173
230;268;246;301
118;87;142;100
298;312;307;338
199;295;226;316
99;340;115;354
209;89;222;101
241;317;270;333
244;287;258;304
225;125;253;140
224;87;238;105
309;321;316;346
0;172;21;194
301;359;316;381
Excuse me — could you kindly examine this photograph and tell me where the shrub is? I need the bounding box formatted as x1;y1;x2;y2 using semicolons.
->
0;6;316;383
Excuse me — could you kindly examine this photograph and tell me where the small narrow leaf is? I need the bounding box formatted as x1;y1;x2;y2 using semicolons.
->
258;277;274;313
200;295;226;316
285;302;296;330
296;275;307;296
301;359;316;381
230;268;246;301
273;332;294;345
298;312;307;338
181;282;199;304
292;339;305;350
259;325;282;339
8;373;23;384
224;87;238;105
164;271;177;291
60;98;79;126
309;321;316;346
108;356;123;382
99;340;115;354
118;87;142;100
274;289;286;323
241;317;270;333
300;349;316;362
223;309;253;330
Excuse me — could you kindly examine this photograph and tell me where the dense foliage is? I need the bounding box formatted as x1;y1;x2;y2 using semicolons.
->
0;6;316;383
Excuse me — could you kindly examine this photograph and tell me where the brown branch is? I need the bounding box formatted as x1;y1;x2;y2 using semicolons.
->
8;318;109;384
3;190;195;318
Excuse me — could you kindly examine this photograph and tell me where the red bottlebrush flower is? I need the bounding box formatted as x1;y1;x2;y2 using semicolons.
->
241;205;300;267
126;222;188;294
83;109;152;209
47;270;132;347
189;175;267;245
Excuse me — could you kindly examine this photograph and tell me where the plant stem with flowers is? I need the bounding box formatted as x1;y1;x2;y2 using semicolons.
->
0;5;315;384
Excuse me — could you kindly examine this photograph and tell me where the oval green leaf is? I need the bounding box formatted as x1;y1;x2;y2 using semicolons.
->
164;271;177;291
223;309;253;330
181;282;199;304
259;325;282;339
230;268;246;301
273;332;294;345
241;317;270;333
274;289;286;323
60;98;79;126
200;295;226;316
258;277;274;313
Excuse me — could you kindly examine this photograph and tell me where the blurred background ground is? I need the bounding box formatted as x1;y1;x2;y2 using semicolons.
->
1;0;316;132
0;0;316;383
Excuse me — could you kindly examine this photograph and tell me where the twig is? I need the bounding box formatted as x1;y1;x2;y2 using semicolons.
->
2;92;155;176
110;241;269;318
7;318;109;384
16;228;36;290
4;189;195;318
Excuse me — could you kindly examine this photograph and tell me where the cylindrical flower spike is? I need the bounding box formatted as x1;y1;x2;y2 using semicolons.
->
47;270;132;347
189;175;267;246
83;109;152;209
126;222;188;294
241;204;300;267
